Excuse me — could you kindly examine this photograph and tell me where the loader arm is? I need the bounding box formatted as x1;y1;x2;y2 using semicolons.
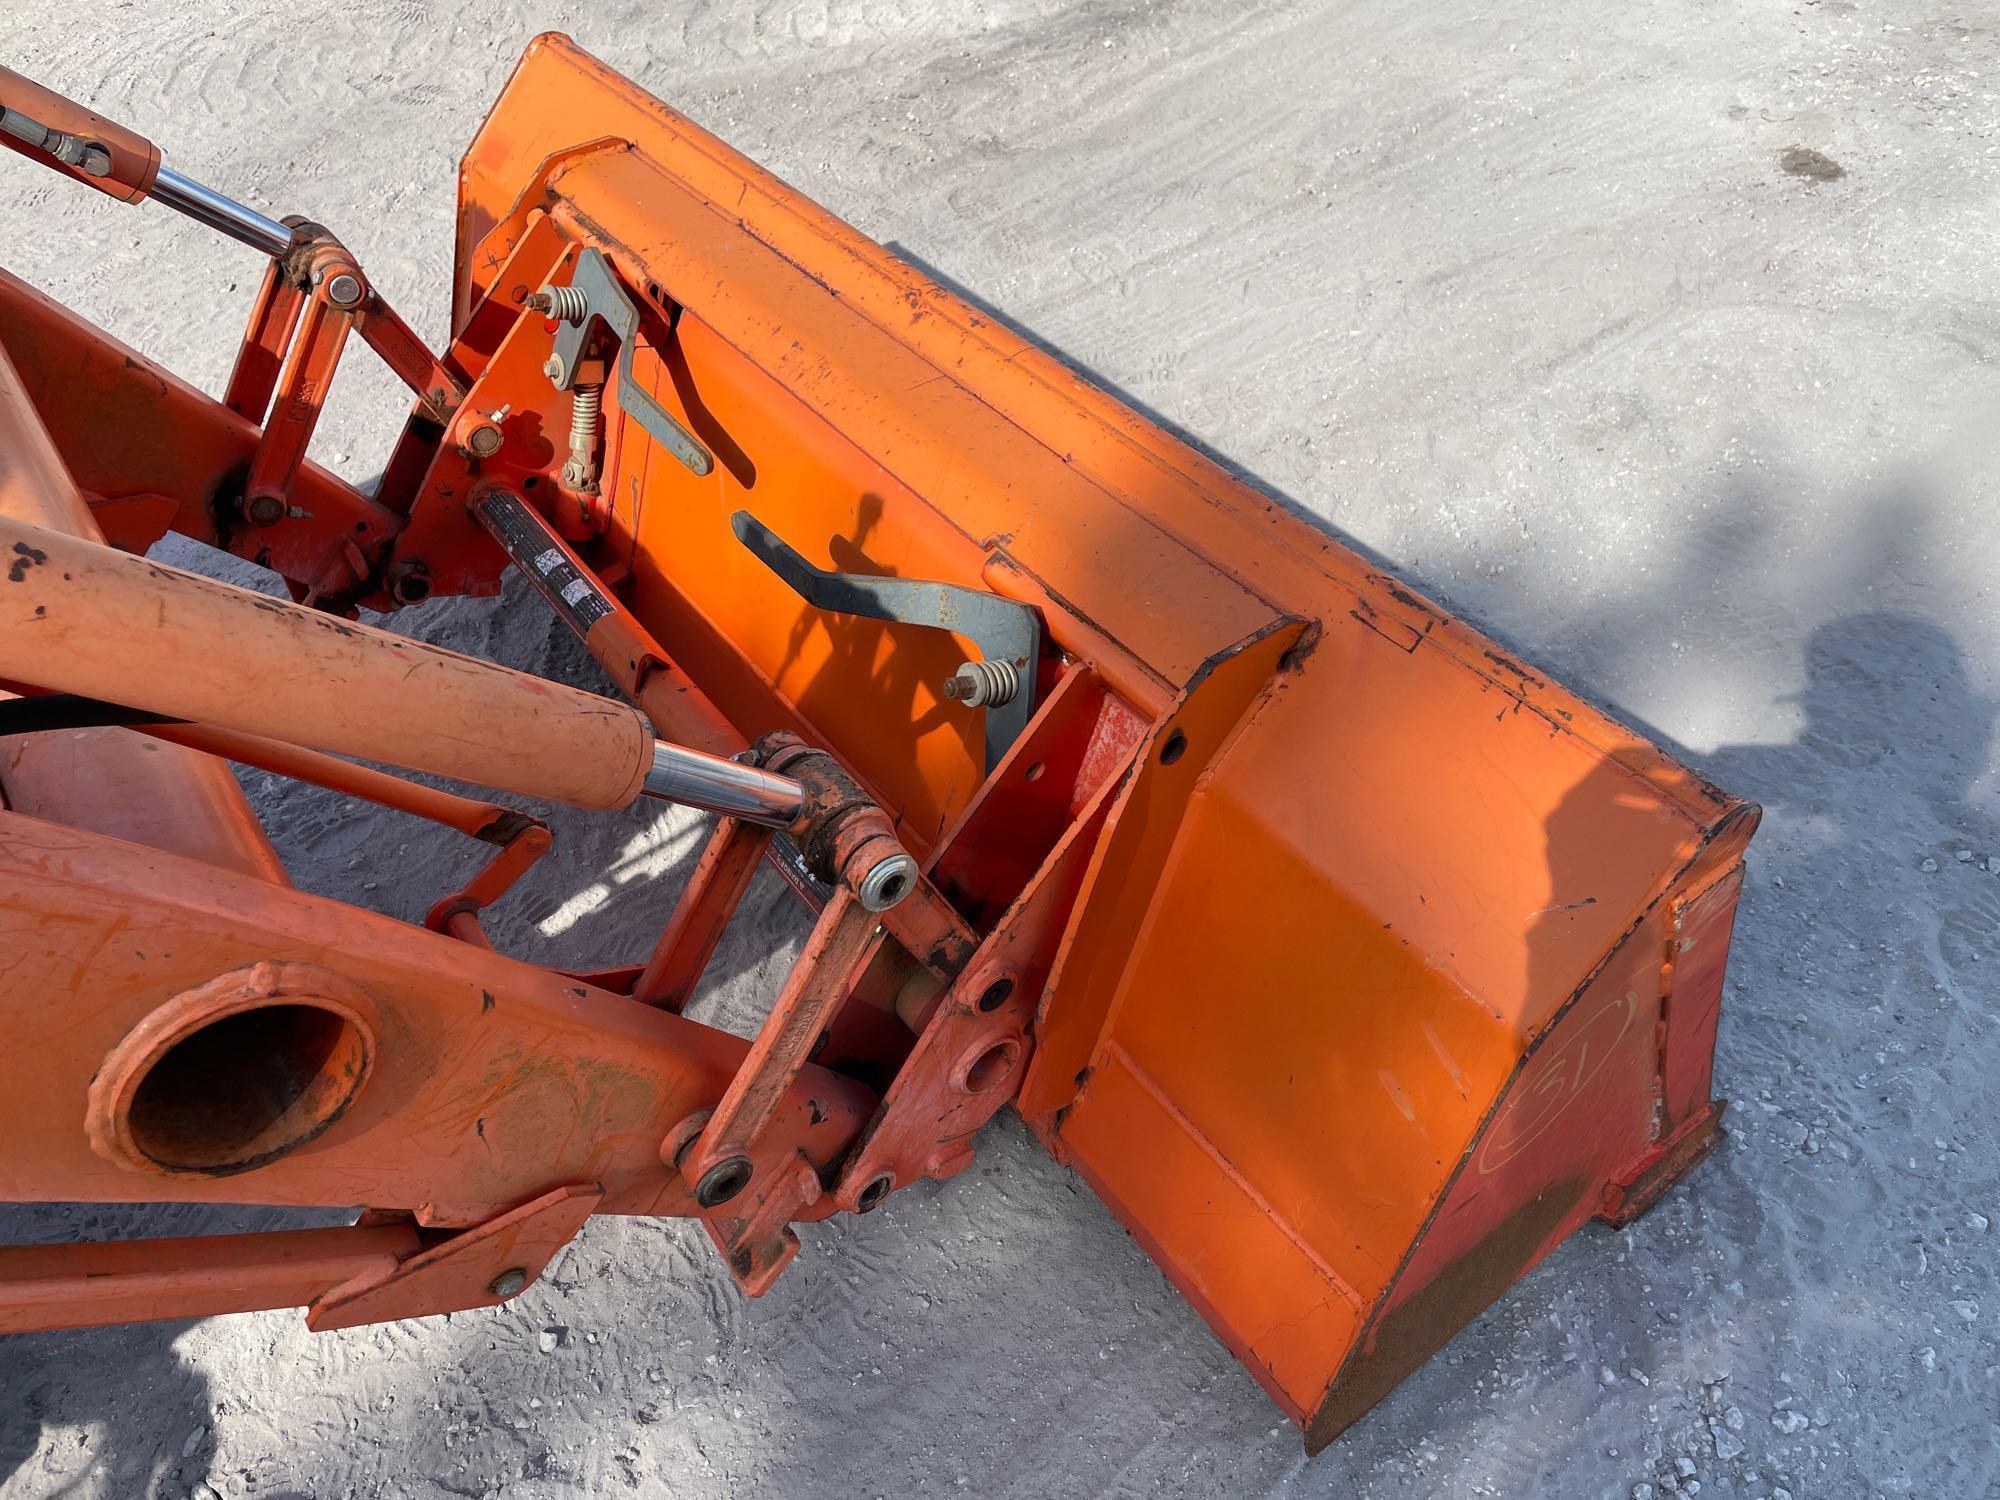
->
0;38;1755;1450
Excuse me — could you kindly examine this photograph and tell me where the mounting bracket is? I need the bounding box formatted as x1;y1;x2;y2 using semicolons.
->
731;509;1040;773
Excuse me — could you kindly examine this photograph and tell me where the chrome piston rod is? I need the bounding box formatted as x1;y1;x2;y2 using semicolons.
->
149;165;292;257
642;740;803;827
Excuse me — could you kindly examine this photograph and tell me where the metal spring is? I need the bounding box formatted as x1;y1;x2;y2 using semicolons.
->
536;283;589;324
561;384;602;491
943;657;1020;708
568;384;601;449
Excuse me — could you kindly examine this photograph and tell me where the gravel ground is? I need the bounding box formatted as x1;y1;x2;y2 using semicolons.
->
2;2;1997;1496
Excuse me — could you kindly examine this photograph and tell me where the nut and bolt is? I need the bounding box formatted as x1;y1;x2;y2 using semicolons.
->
386;560;433;607
529;284;589;324
542;354;567;384
324;271;364;308
940;658;1020;709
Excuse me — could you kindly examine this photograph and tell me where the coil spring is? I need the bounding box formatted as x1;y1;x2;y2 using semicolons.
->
537;283;589;323
561;384;603;491
945;657;1020;708
568;385;601;449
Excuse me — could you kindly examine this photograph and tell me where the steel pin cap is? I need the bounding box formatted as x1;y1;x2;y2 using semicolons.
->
856;851;919;912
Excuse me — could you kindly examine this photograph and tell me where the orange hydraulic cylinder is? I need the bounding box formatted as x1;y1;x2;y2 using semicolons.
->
0;339;286;881
0;514;654;811
0;67;161;203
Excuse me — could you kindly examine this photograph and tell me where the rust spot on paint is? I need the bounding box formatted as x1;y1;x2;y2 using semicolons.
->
1277;620;1324;672
1481;649;1544;688
8;541;47;582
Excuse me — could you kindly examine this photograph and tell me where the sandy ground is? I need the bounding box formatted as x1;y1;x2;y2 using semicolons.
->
2;1;1998;1495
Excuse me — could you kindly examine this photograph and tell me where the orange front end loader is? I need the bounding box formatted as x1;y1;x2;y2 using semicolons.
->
0;40;1755;1449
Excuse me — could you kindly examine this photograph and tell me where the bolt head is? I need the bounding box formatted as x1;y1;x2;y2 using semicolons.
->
387;562;432;606
488;1267;529;1299
542;355;566;383
325;272;363;308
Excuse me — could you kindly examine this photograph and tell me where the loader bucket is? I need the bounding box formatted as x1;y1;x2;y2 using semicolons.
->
0;36;1755;1447
450;37;1758;1445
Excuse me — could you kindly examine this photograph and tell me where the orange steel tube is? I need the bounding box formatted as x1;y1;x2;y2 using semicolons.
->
144;721;526;839
684;888;875;1183
0;1224;420;1334
245;279;354;511
0;339;287;881
0;514;653;810
470;488;740;757
138;721;553;940
354;297;467;417
224;257;306;422
633;816;773;1010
